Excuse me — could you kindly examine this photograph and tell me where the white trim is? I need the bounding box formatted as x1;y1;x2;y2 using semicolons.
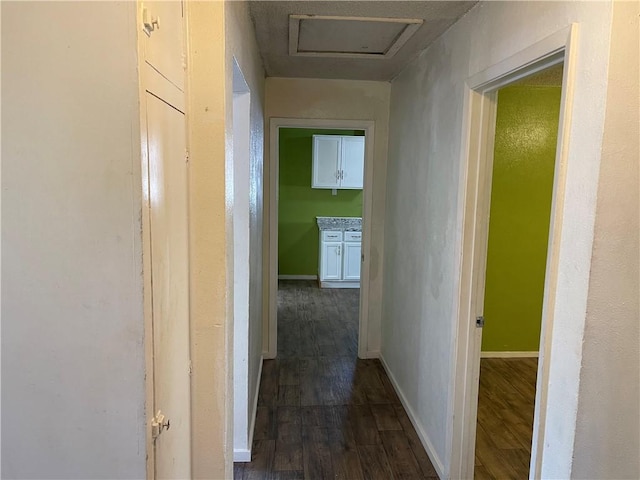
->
277;274;317;280
481;351;539;358
267;118;376;360
319;281;359;289
234;355;263;463
233;449;251;463
288;15;422;59
379;355;445;479
449;24;578;480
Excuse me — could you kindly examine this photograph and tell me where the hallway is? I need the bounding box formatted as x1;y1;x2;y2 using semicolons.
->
234;280;438;479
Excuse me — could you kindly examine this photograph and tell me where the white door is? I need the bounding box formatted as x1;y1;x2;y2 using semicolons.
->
340;136;365;189
343;242;362;281
321;242;343;280
312;135;341;188
141;1;190;478
146;92;191;480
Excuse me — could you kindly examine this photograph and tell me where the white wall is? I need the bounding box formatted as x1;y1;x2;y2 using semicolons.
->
227;0;266;461
573;1;640;478
382;1;619;477
264;77;391;355
1;2;145;478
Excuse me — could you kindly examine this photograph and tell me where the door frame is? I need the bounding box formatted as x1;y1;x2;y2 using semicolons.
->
449;24;579;479
266;118;375;359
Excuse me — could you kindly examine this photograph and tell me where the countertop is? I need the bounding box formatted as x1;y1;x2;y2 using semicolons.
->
316;216;362;231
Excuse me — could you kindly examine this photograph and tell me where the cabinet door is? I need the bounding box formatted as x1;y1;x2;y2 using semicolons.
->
340;136;365;189
142;1;185;92
312;135;341;188
146;92;191;478
342;242;362;281
321;242;342;280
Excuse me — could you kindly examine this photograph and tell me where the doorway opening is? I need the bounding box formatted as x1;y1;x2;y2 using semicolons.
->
474;64;564;479
450;25;579;480
266;119;375;360
277;126;365;358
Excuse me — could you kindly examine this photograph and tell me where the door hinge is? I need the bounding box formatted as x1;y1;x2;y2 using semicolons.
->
476;316;485;328
185;150;190;164
361;253;364;263
188;360;193;376
182;53;187;71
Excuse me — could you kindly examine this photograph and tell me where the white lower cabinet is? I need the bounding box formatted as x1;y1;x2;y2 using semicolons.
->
318;230;361;288
342;242;362;281
321;242;342;280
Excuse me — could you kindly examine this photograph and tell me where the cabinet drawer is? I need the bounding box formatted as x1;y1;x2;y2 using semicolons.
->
322;230;343;242
344;231;362;242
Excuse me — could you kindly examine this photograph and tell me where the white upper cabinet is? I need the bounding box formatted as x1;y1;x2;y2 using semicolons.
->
340;137;365;189
312;135;342;188
312;135;364;190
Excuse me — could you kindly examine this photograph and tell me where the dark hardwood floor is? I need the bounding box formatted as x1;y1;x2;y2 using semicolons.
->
234;280;438;480
474;357;538;480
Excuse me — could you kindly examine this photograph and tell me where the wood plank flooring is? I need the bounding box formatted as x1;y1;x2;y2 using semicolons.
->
235;280;438;480
474;357;538;480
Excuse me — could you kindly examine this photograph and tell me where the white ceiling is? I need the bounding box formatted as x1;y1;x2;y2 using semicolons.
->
248;1;478;81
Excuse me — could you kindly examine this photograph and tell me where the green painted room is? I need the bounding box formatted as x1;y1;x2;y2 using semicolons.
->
278;128;365;277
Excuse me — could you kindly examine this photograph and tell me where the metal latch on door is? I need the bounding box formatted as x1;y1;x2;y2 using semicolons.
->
151;410;170;439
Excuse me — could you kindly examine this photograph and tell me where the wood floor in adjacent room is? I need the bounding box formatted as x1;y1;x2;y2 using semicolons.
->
234;280;438;480
474;357;538;480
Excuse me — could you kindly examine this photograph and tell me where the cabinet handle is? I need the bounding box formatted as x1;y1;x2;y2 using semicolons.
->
341;170;344;180
336;245;341;255
336;170;340;181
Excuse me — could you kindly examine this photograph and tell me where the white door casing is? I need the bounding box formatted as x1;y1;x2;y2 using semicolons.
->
450;25;579;480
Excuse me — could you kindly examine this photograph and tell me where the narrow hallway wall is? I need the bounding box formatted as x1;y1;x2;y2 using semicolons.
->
381;1;618;477
1;3;145;477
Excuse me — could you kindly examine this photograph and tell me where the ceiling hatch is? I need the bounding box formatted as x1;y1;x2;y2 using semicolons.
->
289;15;424;59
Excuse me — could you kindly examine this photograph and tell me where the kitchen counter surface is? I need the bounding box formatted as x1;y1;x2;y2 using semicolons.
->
316;216;362;231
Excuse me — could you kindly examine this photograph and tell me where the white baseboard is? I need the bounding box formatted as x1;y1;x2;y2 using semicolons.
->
319;281;359;289
233;449;251;462
481;351;538;358
233;355;263;463
278;274;317;280
379;355;446;480
359;350;380;359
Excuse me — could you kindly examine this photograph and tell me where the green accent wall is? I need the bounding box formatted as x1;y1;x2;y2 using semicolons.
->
278;128;364;275
481;86;562;352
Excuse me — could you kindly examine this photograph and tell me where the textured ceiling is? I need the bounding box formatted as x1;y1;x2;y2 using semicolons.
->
248;1;478;81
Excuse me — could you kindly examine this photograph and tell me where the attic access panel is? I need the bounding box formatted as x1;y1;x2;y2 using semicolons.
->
289;15;423;59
